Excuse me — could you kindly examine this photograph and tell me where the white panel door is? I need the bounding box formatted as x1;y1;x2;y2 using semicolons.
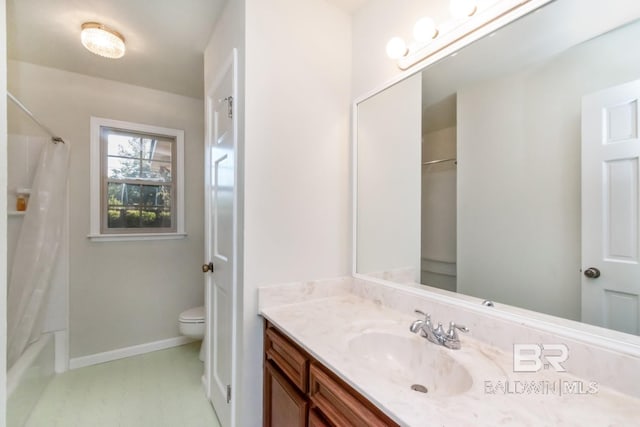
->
582;80;640;335
204;49;237;427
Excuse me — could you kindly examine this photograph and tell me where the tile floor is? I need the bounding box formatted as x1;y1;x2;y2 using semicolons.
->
25;342;220;427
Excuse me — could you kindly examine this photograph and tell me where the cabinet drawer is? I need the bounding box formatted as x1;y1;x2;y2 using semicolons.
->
265;324;309;393
309;363;395;427
308;409;331;427
264;361;308;427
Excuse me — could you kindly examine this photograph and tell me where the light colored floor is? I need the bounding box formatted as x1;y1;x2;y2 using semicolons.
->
25;342;221;427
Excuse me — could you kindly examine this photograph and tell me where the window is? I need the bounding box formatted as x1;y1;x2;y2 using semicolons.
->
90;118;185;241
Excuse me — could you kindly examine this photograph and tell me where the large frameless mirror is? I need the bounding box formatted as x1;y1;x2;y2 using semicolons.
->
355;0;640;343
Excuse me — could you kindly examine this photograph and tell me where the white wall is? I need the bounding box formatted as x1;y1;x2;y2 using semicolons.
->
457;19;640;320
8;60;205;359
243;0;351;425
1;0;8;421
357;74;421;279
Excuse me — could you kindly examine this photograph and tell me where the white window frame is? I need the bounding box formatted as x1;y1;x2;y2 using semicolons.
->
89;117;186;242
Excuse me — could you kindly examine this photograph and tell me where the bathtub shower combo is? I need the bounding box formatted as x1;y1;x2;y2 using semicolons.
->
6;92;70;426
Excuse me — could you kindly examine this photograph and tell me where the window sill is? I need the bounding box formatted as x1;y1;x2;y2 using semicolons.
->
87;232;187;242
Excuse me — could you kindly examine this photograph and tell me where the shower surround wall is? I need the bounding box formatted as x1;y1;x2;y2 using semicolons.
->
7;134;68;351
8;60;205;363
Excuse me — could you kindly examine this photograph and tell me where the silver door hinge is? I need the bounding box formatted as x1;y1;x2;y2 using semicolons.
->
224;96;233;119
226;384;231;403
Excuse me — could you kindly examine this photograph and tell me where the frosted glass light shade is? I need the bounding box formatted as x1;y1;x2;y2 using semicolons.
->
386;37;408;59
81;22;126;59
413;17;439;42
450;0;477;19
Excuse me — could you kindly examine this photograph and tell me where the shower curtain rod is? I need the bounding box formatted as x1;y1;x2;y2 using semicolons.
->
7;92;65;144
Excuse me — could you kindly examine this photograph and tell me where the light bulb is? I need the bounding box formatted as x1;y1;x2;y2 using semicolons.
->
386;37;408;59
450;0;477;20
413;17;438;43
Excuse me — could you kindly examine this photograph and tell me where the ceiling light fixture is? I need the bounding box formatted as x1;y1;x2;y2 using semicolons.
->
80;22;126;59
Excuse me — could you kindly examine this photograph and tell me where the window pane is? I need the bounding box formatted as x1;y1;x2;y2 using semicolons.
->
125;209;142;228
140;210;158;227
100;124;178;234
123;184;141;206
141;160;172;181
107;157;141;179
108;134;142;158
158;210;172;228
149;139;173;162
141;185;159;207
107;208;125;228
140;185;171;208
141;138;173;160
107;182;125;206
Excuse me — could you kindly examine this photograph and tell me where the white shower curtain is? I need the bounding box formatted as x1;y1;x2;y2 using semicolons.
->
7;140;70;369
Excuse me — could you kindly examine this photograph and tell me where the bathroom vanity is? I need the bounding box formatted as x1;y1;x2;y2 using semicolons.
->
259;277;640;426
263;320;398;426
261;1;640;425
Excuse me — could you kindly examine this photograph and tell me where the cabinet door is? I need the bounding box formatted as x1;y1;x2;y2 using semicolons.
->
264;361;308;427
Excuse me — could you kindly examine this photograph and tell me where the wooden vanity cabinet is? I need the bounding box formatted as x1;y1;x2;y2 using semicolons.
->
264;361;308;427
263;320;399;427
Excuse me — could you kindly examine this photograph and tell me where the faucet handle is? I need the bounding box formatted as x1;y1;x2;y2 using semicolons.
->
414;309;431;321
433;322;445;336
447;322;469;339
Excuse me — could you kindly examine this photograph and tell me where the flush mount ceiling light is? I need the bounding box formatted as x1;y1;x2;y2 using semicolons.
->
80;22;126;59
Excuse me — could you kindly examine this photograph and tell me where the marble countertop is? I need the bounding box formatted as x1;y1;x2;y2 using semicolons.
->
260;293;640;427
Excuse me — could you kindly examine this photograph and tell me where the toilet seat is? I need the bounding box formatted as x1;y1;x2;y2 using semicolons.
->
179;306;204;324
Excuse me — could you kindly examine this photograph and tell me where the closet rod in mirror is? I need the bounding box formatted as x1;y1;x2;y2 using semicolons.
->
422;158;457;166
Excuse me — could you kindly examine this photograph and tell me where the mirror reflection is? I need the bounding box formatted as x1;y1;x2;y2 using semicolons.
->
356;0;640;336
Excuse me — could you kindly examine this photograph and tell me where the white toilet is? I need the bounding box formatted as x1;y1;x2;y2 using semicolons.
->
179;306;205;361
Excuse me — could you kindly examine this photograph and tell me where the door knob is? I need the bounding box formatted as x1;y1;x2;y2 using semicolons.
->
584;267;600;279
202;262;214;273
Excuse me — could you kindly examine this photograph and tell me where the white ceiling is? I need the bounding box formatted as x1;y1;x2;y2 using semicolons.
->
7;0;227;99
7;0;367;99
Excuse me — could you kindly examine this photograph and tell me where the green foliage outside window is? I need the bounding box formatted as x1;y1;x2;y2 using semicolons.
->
105;134;173;230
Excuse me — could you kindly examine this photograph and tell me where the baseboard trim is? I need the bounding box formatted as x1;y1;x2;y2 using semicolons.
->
69;336;196;370
54;330;69;373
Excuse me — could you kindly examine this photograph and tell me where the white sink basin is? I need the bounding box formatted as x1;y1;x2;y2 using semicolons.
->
348;332;473;397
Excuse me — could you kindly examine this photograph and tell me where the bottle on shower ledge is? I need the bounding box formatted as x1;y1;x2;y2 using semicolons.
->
15;188;30;212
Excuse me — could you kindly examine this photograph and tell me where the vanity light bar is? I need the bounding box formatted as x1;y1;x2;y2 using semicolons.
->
395;0;552;71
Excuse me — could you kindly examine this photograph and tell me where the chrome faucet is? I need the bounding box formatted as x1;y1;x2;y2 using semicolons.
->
410;310;469;350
